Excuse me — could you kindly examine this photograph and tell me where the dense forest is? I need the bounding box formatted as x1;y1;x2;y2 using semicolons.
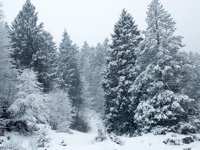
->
0;0;200;149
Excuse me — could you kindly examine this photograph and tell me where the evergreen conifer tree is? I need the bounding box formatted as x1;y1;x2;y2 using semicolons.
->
57;30;83;122
79;42;94;110
89;39;109;112
36;31;57;92
102;9;143;135
79;41;93;84
132;0;200;134
0;6;17;120
183;52;200;103
10;0;43;69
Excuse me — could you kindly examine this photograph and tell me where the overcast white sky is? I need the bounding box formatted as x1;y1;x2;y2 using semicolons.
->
2;0;200;52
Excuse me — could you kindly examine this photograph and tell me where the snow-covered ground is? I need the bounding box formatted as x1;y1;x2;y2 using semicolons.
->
1;112;200;150
42;130;200;150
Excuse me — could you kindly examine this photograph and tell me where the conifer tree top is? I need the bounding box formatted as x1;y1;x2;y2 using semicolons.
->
22;0;35;12
60;30;73;48
11;0;41;29
144;0;183;55
111;9;142;49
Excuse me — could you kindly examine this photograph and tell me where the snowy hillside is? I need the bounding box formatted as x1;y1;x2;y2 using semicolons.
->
1;113;200;150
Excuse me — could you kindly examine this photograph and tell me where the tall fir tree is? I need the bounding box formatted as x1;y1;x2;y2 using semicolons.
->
102;9;143;135
80;40;109;112
10;0;43;69
183;52;200;102
57;30;83;121
79;41;93;85
0;5;17;119
132;0;200;134
89;39;109;112
9;0;58;92
36;31;57;92
79;42;94;109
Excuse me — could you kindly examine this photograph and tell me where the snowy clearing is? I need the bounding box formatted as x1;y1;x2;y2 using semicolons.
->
42;130;200;150
1;129;200;150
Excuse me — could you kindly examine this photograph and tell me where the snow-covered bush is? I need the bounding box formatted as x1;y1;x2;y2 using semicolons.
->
134;90;200;134
8;69;49;133
3;138;25;150
95;129;106;142
29;125;51;149
59;140;67;146
163;138;182;145
163;136;195;146
49;90;73;132
109;133;123;145
95;128;123;145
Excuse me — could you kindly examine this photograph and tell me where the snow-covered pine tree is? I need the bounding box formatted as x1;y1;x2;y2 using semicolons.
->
0;5;17;119
79;39;109;113
36;31;57;93
10;0;43;69
94;39;109;68
132;0;200;134
79;42;94;110
79;42;93;106
182;52;200;103
79;41;92;73
89;39;109;113
79;40;109;113
57;30;84;126
8;69;49;132
79;42;94;91
102;9;143;135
